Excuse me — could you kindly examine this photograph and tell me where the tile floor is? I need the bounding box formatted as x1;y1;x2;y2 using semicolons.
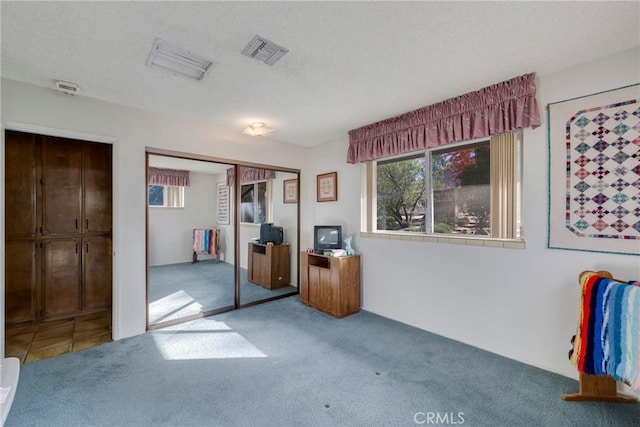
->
5;311;112;364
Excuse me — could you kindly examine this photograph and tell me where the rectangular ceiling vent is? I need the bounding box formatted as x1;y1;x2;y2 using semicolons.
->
147;38;216;81
241;35;289;66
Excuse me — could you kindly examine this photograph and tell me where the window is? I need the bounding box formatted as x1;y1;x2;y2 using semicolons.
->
377;154;426;232
148;185;184;208
431;141;491;235
368;131;522;240
240;181;271;224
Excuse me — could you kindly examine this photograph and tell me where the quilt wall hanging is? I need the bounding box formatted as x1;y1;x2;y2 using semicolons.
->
548;84;639;256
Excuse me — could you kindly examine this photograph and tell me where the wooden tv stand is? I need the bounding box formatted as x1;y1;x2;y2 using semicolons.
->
247;242;290;290
300;252;360;318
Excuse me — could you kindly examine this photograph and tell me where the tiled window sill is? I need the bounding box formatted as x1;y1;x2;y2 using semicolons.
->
360;231;525;249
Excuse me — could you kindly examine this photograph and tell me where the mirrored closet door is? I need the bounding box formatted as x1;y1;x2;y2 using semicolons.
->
238;169;299;306
147;154;236;327
146;151;300;328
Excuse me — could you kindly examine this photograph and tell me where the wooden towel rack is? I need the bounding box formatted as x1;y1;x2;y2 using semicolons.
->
192;228;220;264
562;374;637;403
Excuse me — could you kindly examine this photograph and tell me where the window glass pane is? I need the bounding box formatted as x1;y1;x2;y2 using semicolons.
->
148;185;164;206
241;184;254;223
166;186;184;208
376;156;426;232
431;142;491;235
256;182;267;224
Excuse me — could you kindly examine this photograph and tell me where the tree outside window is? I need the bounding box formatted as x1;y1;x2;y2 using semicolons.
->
432;142;490;235
376;140;492;236
377;155;426;231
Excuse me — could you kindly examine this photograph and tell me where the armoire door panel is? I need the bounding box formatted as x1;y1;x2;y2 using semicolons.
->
83;237;112;310
43;239;81;318
83;142;112;234
5;240;37;324
42;137;82;235
5;131;37;237
4;130;113;325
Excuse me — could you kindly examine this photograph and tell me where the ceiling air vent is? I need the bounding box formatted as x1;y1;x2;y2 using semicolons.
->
147;38;216;81
241;35;289;66
55;80;80;96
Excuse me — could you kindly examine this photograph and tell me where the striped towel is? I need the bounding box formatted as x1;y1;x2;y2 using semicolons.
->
570;272;640;393
193;229;218;255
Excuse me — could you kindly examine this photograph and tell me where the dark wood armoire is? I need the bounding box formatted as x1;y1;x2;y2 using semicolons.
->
4;130;113;326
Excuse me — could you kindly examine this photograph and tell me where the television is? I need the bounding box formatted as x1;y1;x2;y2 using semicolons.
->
259;223;284;245
314;225;342;254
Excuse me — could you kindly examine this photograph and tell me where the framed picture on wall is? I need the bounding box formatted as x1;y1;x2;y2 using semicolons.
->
316;171;337;202
217;182;230;225
283;179;298;204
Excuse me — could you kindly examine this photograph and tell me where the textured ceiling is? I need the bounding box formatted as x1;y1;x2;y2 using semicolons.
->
2;1;639;147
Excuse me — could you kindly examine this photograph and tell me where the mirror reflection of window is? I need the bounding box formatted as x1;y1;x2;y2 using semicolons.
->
149;185;164;206
241;181;270;224
241;184;255;223
256;181;267;224
148;185;184;208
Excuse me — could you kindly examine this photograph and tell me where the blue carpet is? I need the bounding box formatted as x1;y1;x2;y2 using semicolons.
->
149;260;296;324
6;297;639;426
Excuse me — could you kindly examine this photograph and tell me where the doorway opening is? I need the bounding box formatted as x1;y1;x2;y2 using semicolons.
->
4;129;114;363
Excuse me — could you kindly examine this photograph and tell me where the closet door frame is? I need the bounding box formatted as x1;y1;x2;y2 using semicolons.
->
144;147;301;331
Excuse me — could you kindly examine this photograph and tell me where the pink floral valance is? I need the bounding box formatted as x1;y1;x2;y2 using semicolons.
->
347;72;541;163
226;167;276;186
148;167;190;187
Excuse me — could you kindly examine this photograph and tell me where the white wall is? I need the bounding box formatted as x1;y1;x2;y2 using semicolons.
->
2;46;638;389
0;78;308;353
148;171;220;266
301;140;361;251
307;47;640;388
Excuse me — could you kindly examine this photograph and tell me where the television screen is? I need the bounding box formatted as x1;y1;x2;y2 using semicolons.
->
260;223;284;245
314;225;342;253
318;228;339;245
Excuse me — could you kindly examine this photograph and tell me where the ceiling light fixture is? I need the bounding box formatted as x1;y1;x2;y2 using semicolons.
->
242;122;275;137
146;38;216;81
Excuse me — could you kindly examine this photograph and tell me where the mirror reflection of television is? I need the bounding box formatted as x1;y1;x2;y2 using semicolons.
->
260;223;284;245
314;225;342;254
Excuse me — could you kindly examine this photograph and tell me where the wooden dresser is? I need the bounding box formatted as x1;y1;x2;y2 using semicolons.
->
247;242;290;289
300;252;360;318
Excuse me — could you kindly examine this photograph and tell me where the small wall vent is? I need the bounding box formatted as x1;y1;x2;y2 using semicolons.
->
55;80;80;96
241;35;288;66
